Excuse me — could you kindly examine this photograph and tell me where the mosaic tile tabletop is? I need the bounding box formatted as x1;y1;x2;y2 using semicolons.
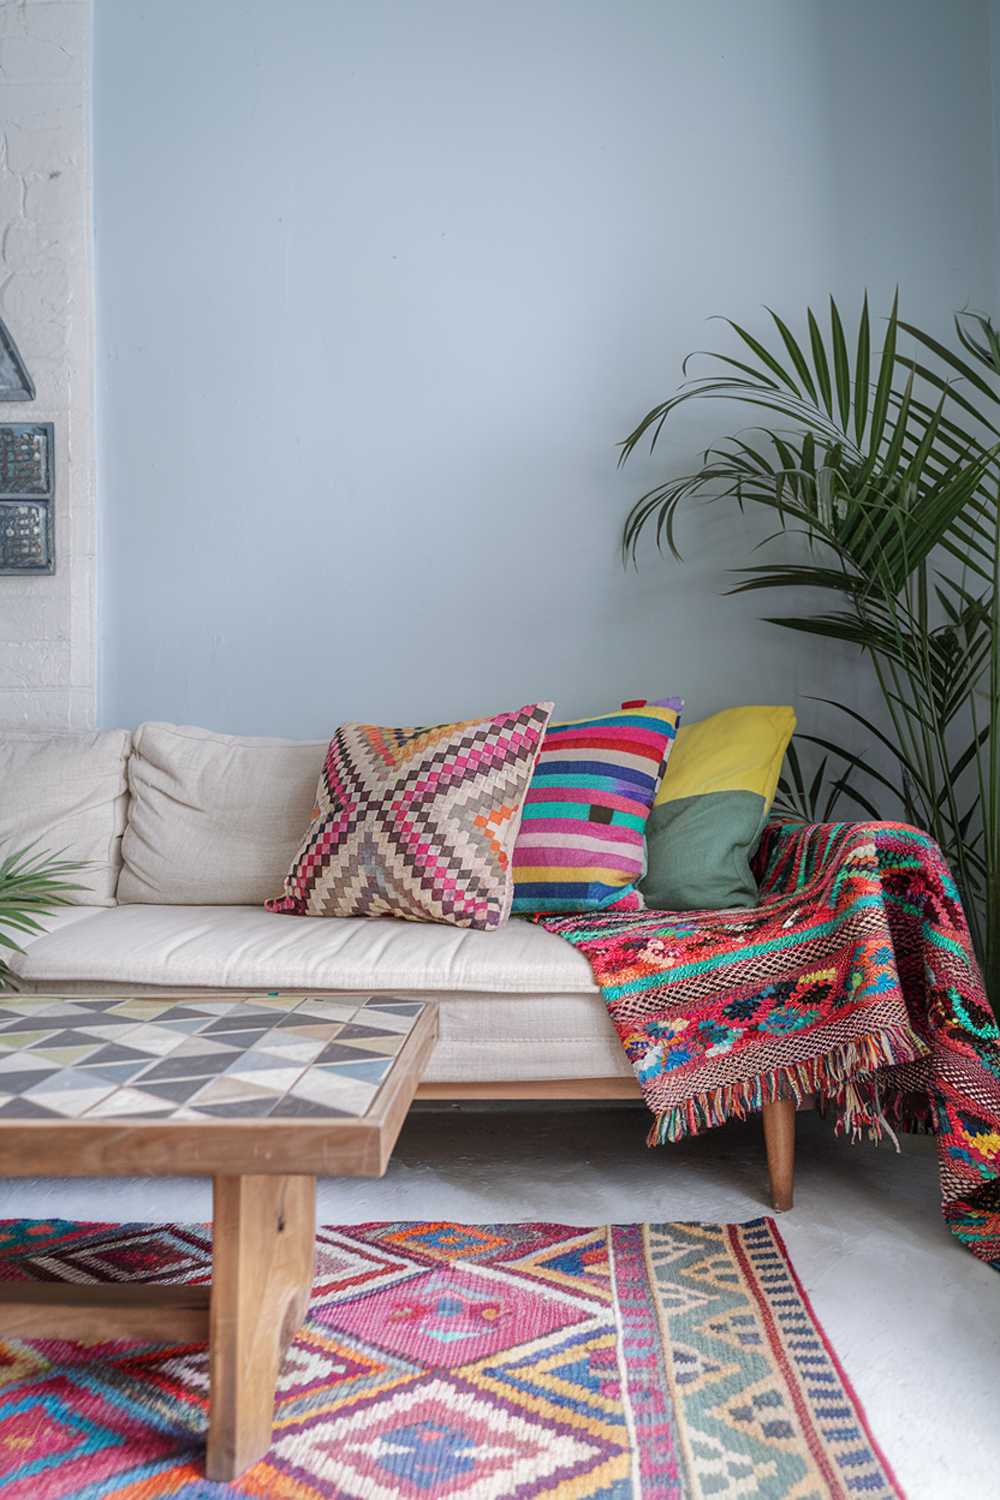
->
0;994;427;1123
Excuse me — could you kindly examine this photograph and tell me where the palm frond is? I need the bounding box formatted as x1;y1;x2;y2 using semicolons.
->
0;846;87;990
773;738;882;824
620;293;999;1010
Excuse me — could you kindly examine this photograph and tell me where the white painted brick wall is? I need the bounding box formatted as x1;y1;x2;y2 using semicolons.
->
0;0;94;728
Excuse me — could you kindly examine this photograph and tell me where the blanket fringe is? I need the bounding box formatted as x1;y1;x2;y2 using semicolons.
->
647;1026;925;1149
884;1088;939;1135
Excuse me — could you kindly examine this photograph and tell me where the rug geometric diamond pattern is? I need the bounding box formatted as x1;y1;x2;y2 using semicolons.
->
0;1217;904;1498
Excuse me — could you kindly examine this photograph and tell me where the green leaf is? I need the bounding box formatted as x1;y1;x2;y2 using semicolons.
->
0;846;87;991
723;317;805;396
806;698;935;803
879;367;914;478
764;308;816;402
854;293;871;447
891;355;1000;441
807;306;833;417
899;319;1000;404
829;297;851;430
857;288;900;484
793;732;904;803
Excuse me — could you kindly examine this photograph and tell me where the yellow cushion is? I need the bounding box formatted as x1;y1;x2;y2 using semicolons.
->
656;705;796;806
642;705;796;910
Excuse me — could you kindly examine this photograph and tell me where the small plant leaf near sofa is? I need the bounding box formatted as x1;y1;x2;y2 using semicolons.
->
0;845;87;989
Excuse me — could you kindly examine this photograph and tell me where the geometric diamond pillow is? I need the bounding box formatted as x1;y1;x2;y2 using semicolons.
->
266;702;553;930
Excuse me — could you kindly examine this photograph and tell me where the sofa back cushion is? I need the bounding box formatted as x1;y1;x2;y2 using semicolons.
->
119;722;325;905
0;728;132;905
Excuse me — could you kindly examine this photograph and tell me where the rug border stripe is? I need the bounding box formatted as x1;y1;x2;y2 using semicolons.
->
762;1216;907;1500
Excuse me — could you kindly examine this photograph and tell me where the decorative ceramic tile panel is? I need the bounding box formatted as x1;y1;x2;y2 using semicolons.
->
0;995;426;1123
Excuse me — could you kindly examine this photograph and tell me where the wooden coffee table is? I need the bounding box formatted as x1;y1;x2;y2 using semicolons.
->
0;989;437;1480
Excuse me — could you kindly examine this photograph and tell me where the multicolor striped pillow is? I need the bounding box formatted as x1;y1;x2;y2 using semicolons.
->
511;698;683;914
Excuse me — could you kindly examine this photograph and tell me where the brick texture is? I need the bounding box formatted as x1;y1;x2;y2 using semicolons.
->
0;0;94;728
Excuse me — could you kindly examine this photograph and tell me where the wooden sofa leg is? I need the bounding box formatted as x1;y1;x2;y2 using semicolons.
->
762;1098;795;1211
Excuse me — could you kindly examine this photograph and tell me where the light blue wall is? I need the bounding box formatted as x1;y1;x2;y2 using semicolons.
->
95;0;996;735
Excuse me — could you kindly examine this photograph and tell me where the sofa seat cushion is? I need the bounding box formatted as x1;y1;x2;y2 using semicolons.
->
10;907;627;1084
9;905;106;955
11;905;597;995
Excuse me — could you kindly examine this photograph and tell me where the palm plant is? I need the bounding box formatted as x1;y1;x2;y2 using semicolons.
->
772;741;880;825
0;846;86;989
621;294;1000;1013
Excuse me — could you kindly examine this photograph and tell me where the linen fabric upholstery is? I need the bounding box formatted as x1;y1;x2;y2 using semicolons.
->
640;704;795;911
511;699;683;915
8;904;623;1084
268;703;553;930
0;729;132;905
9;902;596;995
118;723;326;905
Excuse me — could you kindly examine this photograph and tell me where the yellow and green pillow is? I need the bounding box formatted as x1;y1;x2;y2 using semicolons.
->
640;705;795;911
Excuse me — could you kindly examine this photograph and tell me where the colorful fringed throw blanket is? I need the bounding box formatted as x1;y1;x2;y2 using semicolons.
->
539;820;1000;1270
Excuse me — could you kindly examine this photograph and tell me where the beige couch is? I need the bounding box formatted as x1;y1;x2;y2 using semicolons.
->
4;723;635;1100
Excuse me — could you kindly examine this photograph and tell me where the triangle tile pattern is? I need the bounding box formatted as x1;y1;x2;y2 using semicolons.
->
266;704;553;930
0;994;426;1122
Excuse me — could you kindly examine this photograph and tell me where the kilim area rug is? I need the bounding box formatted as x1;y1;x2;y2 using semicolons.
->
0;1217;902;1499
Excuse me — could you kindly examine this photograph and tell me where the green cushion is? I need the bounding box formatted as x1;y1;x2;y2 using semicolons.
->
641;789;768;911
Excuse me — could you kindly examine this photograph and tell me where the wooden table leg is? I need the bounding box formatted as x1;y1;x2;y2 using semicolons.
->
206;1173;316;1481
762;1097;796;1212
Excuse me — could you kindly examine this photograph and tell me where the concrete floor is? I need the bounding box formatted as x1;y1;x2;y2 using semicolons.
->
3;1105;998;1500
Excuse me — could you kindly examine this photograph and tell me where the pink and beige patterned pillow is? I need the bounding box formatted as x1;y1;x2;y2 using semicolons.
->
267;703;553;930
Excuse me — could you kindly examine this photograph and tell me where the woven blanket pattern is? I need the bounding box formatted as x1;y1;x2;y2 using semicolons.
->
0;1216;901;1499
540;820;1000;1269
